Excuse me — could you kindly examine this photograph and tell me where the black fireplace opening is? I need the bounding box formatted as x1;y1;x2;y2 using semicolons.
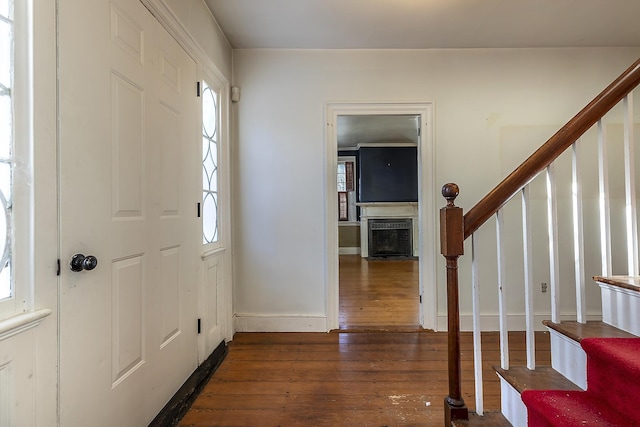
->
368;219;413;259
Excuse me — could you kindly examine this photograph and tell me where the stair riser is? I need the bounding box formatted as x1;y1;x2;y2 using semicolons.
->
548;329;587;389
585;347;640;420
599;282;640;336
586;362;640;419
499;378;527;427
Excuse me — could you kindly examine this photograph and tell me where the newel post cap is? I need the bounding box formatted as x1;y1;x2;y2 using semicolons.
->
440;183;464;257
442;183;459;206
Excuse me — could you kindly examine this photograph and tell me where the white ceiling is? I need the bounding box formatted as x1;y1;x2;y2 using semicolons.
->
203;0;640;148
204;0;640;50
337;115;419;149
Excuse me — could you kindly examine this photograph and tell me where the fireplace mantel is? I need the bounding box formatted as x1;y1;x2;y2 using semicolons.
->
357;202;418;257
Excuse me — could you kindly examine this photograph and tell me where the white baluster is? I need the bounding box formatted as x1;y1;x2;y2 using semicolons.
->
597;120;612;276
471;233;483;415
546;164;560;323
522;186;535;369
623;94;639;275
572;141;586;323
496;210;509;370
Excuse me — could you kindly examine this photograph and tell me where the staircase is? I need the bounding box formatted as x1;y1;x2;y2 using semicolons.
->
498;276;640;426
440;58;640;426
522;337;640;426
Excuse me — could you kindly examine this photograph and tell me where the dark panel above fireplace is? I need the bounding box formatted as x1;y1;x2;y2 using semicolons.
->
358;146;418;203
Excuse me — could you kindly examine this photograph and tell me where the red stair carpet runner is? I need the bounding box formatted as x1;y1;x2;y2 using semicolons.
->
522;338;640;426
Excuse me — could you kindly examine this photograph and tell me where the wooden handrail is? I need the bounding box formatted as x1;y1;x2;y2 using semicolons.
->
464;57;640;239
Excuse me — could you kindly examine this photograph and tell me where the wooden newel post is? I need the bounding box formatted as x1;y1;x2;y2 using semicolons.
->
440;183;468;425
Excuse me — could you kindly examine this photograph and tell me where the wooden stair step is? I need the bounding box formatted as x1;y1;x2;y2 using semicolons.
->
593;275;640;293
451;412;511;427
494;365;580;394
522;389;632;426
542;320;638;342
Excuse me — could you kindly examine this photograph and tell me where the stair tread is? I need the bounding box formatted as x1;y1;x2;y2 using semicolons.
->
451;412;511;427
542;320;637;342
593;275;640;292
494;365;581;394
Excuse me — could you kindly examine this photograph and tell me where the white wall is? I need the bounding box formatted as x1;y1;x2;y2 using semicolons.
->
232;48;640;331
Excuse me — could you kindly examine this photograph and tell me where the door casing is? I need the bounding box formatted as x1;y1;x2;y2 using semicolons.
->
325;102;437;331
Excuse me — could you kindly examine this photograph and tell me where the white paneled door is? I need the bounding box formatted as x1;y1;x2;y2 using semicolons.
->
58;0;200;425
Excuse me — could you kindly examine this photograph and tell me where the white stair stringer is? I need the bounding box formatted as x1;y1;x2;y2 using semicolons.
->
499;376;527;427
598;281;640;336
547;329;587;390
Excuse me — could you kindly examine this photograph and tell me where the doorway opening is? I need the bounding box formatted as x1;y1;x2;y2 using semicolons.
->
325;103;437;332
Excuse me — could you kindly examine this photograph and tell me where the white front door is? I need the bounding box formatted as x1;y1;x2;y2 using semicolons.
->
58;0;200;424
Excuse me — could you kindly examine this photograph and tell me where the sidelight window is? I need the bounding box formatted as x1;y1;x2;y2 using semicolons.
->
202;80;219;245
0;0;13;301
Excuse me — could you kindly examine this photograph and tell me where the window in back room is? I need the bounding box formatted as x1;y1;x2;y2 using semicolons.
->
337;158;355;221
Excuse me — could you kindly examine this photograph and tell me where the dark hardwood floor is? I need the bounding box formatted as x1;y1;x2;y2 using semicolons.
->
180;331;550;427
178;255;550;426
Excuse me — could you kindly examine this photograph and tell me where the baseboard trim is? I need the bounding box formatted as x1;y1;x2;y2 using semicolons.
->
148;341;228;427
234;314;327;332
339;247;361;255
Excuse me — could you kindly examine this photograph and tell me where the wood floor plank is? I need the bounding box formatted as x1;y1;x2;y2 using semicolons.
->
451;412;511;426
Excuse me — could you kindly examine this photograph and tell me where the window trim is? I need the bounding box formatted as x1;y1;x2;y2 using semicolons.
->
200;67;228;253
337;156;357;223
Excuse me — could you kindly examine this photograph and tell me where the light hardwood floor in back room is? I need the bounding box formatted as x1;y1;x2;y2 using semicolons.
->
339;255;420;331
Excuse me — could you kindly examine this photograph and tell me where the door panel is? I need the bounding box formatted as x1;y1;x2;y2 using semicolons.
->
59;0;198;425
111;254;145;386
111;73;145;219
159;246;180;346
203;255;225;356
